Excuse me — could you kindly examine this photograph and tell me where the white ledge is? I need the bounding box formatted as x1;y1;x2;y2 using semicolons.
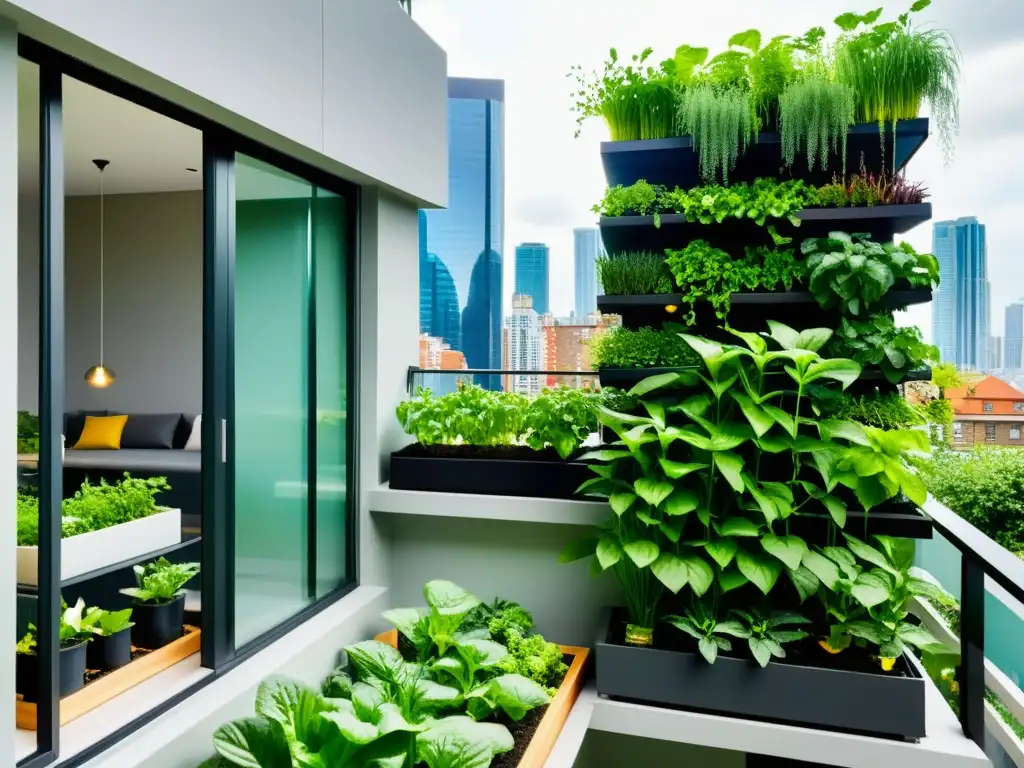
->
544;683;598;768
588;656;988;768
369;483;608;526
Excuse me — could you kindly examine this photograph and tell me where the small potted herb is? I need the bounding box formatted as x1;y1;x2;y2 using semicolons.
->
16;598;92;702
120;558;200;649
83;607;135;671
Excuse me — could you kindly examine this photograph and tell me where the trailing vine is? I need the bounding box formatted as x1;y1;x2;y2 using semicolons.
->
676;85;757;184
779;78;856;171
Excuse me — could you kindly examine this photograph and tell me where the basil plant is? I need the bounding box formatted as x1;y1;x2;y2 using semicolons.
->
561;322;930;646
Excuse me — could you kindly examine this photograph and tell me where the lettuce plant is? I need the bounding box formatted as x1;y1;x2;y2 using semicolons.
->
17;598;96;653
383;580;482;661
83;607;134;637
120;557;200;604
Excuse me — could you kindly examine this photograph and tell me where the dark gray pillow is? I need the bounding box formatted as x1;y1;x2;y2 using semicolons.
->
119;413;182;449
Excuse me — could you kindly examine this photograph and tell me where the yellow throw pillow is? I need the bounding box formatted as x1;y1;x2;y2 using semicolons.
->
74;415;128;450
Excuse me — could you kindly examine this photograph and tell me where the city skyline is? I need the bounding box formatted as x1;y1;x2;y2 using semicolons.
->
514;242;550;316
418;77;505;389
573;226;602;318
932;216;991;371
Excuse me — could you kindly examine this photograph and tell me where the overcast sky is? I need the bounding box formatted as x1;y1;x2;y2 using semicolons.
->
413;0;1024;339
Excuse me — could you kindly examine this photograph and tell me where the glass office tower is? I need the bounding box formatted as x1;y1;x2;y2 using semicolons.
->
574;226;602;318
932;216;990;370
514;242;550;316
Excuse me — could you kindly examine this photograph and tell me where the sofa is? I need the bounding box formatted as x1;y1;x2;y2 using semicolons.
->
62;410;201;524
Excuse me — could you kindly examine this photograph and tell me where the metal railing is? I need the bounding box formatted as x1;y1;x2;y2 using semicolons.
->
922;497;1024;755
406;366;599;393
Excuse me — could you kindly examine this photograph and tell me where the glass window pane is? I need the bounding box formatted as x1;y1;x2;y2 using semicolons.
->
313;189;348;596
233;154;313;645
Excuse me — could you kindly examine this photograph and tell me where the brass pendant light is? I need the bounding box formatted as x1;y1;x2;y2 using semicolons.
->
85;158;115;388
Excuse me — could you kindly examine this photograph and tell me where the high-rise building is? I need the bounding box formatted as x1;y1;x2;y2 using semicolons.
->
503;294;544;395
515;243;550;316
931;217;990;370
574;227;603;318
1005;300;1024;371
419;78;505;389
539;313;619;390
990;336;1003;371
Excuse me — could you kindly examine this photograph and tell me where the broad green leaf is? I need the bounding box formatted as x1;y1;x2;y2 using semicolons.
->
704;538;739;569
642;401;666;429
416;717;514;768
819;419;871;446
609;493;636;517
630;371;686;398
456;638;508;669
479;674;550;722
698;636;719;664
623;539;660;568
659;518;685;543
851;572;891;608
213;718;291;768
822;496;847;528
877;536;917;573
558;536;598;563
659;458;709;479
749;638;773;667
424;581;481;618
766;320;800;350
907;575;953;605
382;608;426;646
725;327;767;354
841;620;888;645
728;28;761;52
718;566;749;592
714;451;745;492
803;358;861;389
761;534;808;571
663;489;700;516
731;392;775;437
634;478;674;508
843;534;897;575
322;704;380;745
762;403;796;438
736;551;782;595
650;553;689;593
795;328;833;352
801;550;841;590
896;623;942;649
683;555;715;596
709;421;753;451
673;44;710;84
823;547;859;579
756;434;792;453
575;476;613;497
787;565;820;603
717;518;761;537
681;334;724;365
852;452;885;476
596;534;624;570
578;449;631;463
342;643;406;688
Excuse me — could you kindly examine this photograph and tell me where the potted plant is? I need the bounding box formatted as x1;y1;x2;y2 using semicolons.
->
83;607;135;671
120;557;200;650
16;598;93;702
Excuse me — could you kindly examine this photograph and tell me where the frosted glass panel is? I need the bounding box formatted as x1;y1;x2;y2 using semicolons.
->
233;154;313;645
313;190;349;596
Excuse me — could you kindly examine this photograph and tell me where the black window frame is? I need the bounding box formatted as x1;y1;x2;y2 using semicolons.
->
17;35;361;768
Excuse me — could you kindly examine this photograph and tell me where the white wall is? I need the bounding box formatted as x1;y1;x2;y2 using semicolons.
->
18;190;202;414
0;0;447;207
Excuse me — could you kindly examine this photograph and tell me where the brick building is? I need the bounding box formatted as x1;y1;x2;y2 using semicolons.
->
946;375;1024;447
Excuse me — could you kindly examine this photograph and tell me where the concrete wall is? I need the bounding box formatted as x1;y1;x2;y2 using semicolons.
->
18;190;202;414
0;0;447;207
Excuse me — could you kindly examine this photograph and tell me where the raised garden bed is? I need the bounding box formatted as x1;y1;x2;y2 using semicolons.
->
376;629;590;768
600;118;929;190
16;507;182;587
15;626;200;729
594;608;925;740
390;444;593;499
599;204;932;255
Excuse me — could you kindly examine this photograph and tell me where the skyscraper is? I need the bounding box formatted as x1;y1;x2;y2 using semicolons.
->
503;294;544;395
990;336;1003;371
419;78;505;388
931;217;990;371
514;243;550;316
574;227;603;318
1006;301;1024;371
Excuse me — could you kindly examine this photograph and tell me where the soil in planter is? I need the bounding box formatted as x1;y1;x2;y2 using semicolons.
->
610;614;910;678
395;444;582;462
491;704;548;768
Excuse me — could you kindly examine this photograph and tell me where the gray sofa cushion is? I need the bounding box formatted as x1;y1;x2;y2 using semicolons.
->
119;413;181;449
64;448;201;473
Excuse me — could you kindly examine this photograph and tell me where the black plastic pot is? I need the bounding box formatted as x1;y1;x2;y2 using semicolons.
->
595;608;925;740
389;446;594;499
131;593;185;650
16;641;88;702
86;628;133;671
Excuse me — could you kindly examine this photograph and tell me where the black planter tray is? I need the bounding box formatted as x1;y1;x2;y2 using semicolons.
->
599;203;932;256
598;287;932;330
389;445;593;499
601;118;929;190
595;607;926;740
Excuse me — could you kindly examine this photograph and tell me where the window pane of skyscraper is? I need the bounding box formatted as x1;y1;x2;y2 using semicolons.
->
574;226;603;318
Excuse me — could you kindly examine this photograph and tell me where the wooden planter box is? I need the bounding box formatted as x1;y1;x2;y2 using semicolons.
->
16;627;201;729
594;608;925;740
376;630;590;768
17;508;182;586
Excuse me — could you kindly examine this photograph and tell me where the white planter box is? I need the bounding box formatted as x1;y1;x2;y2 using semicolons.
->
17;508;182;586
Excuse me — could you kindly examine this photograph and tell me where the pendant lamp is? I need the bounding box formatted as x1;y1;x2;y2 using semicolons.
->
85;159;115;388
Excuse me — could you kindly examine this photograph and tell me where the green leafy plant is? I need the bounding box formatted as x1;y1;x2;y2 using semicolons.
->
383;580;482;661
665;241;806;324
83;607;134;637
496;632;567;692
827;314;938;383
464;598;534;645
396;386;528;448
676;85;757;184
664;602;748;663
813;390;924;431
120;557;200;604
660;178;816;227
17;410;39;454
815;180;849;207
597;251;673;295
802;232;939;317
591;180;666;219
779;75;855;171
588;326;700;370
17;598;95;653
523;388;600;459
731;609;811;667
833;1;960;164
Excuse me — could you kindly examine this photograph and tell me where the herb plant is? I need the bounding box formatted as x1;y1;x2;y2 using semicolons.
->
397;386;528;447
827;314;938;383
664;603;748;664
731;609;811;667
120;557;200;604
676;85;756;184
592;180;665;218
813;390;924;431
597;251;673;295
588;326;700;370
523;388;601;459
83;607;134;637
779;76;855;172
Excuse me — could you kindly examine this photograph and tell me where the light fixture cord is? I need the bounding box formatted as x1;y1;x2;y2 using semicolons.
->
99;167;104;366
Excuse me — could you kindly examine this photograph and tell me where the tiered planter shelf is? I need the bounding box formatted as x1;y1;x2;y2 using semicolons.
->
600;118;929;190
594;608;926;740
599;203;932;255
